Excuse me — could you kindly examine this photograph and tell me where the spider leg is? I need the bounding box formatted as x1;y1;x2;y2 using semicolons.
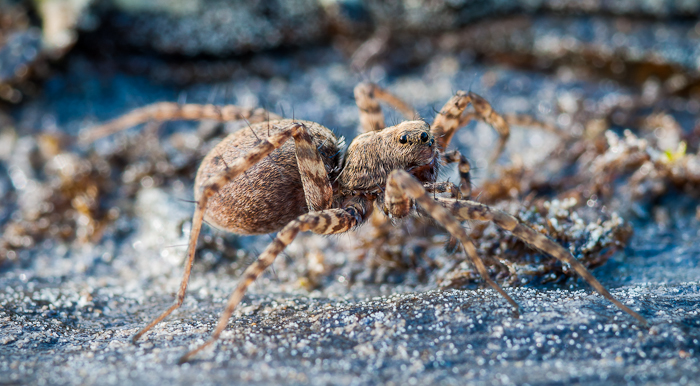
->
131;122;331;345
384;174;412;218
287;124;334;211
80;102;282;144
386;170;521;314
504;113;559;135
442;150;472;198
428;151;472;253
178;202;370;363
424;181;461;199
433;91;565;171
432;91;509;169
433;196;649;327
354;82;418;132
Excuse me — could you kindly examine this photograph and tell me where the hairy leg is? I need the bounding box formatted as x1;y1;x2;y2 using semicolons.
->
131;122;332;345
385;170;520;313
179;203;369;363
431;91;509;168
442;150;472;198
424;181;461;199
80;103;282;144
354;82;418;132
434;197;648;326
288;124;334;211
504;113;559;135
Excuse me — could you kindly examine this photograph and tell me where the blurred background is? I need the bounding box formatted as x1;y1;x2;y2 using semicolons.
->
1;1;699;385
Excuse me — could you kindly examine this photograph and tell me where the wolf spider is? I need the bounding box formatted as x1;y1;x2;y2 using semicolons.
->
82;82;647;363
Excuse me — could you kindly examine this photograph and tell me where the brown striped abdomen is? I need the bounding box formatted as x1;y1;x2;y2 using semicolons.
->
194;120;341;235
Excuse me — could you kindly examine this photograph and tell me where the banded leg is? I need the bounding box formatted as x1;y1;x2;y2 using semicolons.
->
384;173;412;218
386;170;520;314
443;150;472;198
425;153;470;254
504;113;558;135
131;122;329;345
354;82;418;132
287;124;334;212
431;91;509;168
80;103;282;144
178;205;368;363
434;197;649;326
424;181;461;199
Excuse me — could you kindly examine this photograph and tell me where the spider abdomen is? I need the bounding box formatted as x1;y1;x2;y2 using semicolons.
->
194;119;341;235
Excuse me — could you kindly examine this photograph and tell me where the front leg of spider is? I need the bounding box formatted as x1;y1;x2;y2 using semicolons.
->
385;169;521;315
442;150;472;198
433;197;649;327
431;91;510;170
387;170;649;327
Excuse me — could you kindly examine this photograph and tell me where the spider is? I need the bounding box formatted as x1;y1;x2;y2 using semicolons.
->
81;82;648;363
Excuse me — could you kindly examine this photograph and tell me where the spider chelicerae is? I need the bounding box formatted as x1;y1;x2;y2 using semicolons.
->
82;82;647;363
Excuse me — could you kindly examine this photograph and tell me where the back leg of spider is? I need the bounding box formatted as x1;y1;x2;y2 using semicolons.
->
434;197;649;326
354;82;418;132
178;202;370;363
80;103;282;144
385;169;520;314
131;122;331;344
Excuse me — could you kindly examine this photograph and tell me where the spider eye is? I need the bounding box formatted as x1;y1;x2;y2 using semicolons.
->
420;132;429;142
399;134;408;144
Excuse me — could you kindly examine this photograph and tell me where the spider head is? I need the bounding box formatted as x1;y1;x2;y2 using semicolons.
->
392;121;440;183
339;120;440;192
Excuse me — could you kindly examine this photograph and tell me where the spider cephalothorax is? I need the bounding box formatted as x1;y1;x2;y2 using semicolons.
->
82;82;647;363
338;120;440;194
